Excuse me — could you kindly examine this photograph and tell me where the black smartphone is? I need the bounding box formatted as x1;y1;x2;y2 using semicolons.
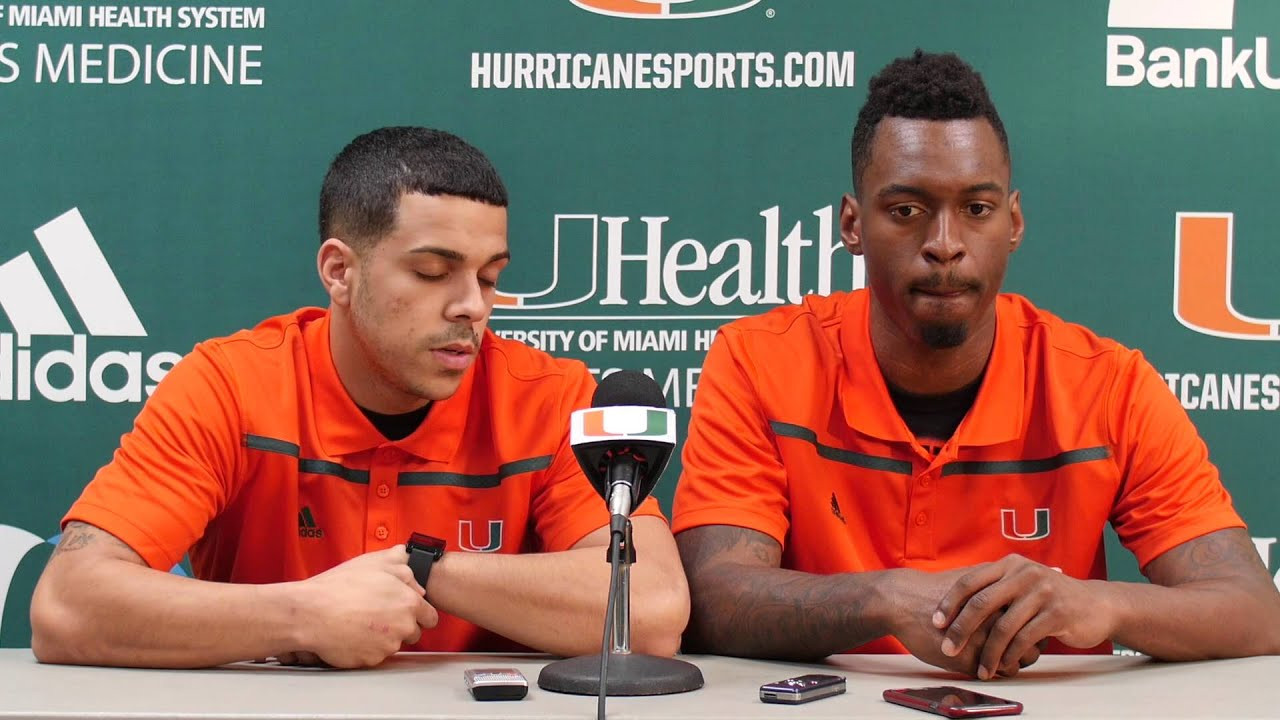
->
883;686;1022;717
759;673;846;704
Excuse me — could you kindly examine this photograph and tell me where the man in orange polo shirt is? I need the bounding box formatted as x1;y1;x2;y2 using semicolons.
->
30;127;689;669
673;51;1280;678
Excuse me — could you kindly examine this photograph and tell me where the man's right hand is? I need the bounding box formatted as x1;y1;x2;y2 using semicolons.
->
290;545;439;668
885;568;1040;678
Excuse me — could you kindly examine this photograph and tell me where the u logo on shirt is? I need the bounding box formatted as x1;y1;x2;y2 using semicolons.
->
1000;508;1051;541
458;520;504;552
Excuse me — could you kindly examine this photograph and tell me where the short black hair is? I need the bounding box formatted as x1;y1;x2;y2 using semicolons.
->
319;126;508;249
851;50;1009;194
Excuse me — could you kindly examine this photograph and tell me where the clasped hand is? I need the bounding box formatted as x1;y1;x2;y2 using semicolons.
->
897;555;1114;679
262;546;438;668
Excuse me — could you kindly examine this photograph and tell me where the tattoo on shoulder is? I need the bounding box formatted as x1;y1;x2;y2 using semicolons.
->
677;525;781;572
1150;528;1266;585
53;522;132;557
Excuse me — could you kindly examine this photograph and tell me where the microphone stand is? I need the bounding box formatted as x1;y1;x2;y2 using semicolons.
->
609;513;631;655
538;476;704;704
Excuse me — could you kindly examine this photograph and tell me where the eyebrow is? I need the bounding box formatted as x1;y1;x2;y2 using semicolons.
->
877;184;928;200
408;246;511;264
877;181;1007;200
962;182;1006;195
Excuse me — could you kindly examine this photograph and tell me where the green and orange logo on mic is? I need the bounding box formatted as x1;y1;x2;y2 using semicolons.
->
580;407;669;438
572;406;675;445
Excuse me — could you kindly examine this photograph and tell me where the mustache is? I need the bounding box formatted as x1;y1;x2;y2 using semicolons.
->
423;324;481;349
913;273;981;292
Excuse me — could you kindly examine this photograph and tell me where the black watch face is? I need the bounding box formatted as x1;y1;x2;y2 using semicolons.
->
407;532;446;553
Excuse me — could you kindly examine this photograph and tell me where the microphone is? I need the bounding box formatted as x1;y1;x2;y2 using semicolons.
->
540;369;703;702
569;371;676;532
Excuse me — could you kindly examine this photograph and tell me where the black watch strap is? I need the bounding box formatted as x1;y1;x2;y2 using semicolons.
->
406;533;446;595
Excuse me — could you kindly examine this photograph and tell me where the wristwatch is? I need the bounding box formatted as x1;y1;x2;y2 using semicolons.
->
406;532;446;596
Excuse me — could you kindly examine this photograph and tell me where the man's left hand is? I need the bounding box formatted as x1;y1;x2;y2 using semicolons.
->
932;554;1116;679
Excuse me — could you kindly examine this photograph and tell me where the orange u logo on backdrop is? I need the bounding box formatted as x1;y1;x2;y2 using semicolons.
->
1173;213;1279;341
570;0;762;20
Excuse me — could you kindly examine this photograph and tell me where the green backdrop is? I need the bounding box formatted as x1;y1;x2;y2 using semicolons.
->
0;0;1276;646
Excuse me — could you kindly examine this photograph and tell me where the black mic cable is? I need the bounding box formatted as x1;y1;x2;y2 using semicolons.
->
596;520;627;720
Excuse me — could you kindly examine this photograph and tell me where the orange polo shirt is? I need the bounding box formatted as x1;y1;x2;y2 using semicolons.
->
673;290;1243;654
66;307;661;651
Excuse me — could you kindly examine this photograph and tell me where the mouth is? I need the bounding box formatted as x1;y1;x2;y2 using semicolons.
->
436;342;476;355
430;342;477;371
911;286;974;298
908;282;980;316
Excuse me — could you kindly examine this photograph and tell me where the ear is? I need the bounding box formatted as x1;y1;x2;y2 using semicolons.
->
317;238;359;307
1008;189;1025;254
840;193;864;256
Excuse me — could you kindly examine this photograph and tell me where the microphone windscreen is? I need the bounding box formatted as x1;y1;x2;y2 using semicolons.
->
591;370;667;409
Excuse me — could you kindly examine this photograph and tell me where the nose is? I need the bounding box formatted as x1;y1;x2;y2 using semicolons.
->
445;275;490;324
921;212;965;265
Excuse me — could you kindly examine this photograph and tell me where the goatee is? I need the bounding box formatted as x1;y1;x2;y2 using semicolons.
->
920;323;968;349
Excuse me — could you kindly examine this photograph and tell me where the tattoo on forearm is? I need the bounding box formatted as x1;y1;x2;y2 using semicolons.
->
677;526;877;660
52;521;132;557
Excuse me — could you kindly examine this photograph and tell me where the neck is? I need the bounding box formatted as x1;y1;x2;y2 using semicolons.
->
869;299;997;396
328;307;430;415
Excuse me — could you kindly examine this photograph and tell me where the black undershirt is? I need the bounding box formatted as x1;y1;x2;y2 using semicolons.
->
360;403;432;441
886;374;984;453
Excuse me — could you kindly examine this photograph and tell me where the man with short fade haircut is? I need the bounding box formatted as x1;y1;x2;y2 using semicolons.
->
673;51;1280;677
31;126;690;669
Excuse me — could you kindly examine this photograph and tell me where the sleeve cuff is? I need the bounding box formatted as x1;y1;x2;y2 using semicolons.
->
63;501;183;571
1130;513;1246;570
669;506;788;547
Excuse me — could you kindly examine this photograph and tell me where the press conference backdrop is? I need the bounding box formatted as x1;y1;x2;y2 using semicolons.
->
0;0;1277;647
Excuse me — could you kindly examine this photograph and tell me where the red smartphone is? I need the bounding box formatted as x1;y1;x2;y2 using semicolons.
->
883;686;1023;718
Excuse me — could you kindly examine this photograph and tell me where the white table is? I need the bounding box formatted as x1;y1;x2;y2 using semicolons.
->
0;650;1275;719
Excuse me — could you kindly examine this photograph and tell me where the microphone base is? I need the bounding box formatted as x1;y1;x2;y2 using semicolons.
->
537;653;704;696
